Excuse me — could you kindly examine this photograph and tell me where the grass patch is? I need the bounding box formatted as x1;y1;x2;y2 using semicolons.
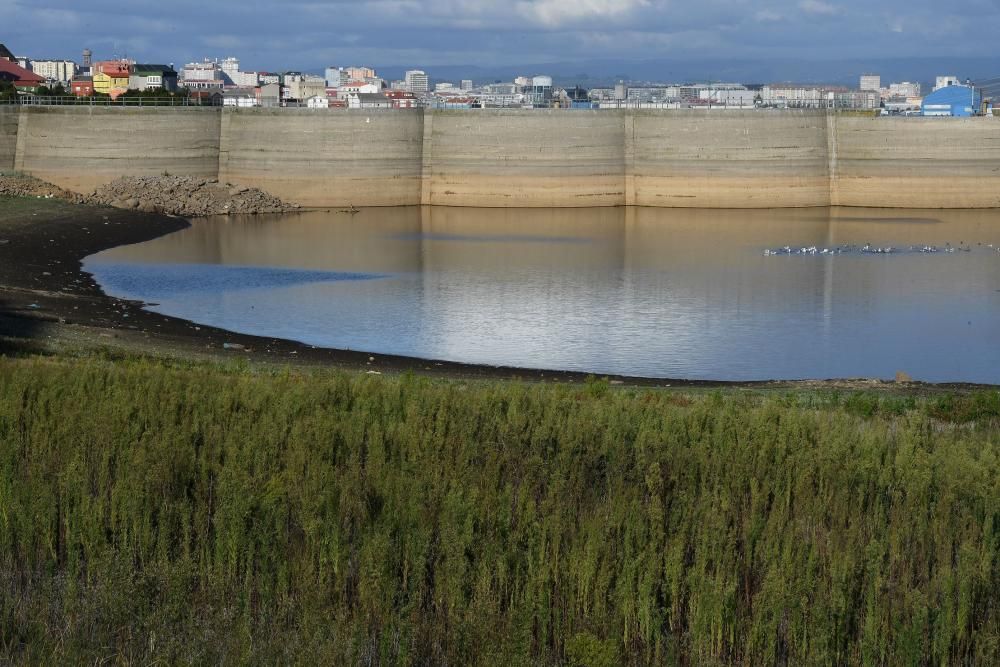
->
0;355;997;664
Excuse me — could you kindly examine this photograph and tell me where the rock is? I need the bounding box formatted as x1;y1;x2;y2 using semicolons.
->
223;342;246;350
125;198;140;209
895;370;912;383
138;202;158;213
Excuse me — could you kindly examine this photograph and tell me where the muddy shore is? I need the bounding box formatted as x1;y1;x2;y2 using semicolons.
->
0;196;991;391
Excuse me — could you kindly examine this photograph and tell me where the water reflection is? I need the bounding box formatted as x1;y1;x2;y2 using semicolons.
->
85;206;1000;382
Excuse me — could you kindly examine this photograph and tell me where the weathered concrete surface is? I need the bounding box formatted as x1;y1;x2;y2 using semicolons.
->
7;106;1000;208
0;107;18;172
13;107;221;194
423;110;625;207
219;109;424;207
631;111;831;208
833;116;1000;208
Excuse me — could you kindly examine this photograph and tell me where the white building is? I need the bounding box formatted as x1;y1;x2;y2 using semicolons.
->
461;79;473;91
325;66;344;87
220;57;240;85
346;92;392;109
285;74;327;101
233;70;260;88
339;81;380;95
888;81;921;98
405;70;429;93
30;59;76;83
223;88;258;107
181;60;220;83
859;74;881;92
306;95;330;109
934;75;960;91
435;82;455;92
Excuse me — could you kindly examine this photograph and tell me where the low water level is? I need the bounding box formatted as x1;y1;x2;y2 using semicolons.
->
85;207;1000;382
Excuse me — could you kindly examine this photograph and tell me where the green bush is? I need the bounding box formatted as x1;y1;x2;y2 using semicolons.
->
0;357;997;663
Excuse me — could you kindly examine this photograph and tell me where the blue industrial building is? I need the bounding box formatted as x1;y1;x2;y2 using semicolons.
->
921;85;982;116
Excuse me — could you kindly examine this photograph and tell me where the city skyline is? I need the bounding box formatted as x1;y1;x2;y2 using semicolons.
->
4;0;1000;76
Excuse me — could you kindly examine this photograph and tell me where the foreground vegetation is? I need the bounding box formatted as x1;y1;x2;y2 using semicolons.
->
0;356;998;664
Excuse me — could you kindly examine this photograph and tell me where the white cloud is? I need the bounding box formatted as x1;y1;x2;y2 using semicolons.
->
754;9;784;22
798;0;839;15
515;0;649;27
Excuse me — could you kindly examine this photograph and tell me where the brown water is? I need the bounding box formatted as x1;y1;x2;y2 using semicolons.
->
84;206;1000;382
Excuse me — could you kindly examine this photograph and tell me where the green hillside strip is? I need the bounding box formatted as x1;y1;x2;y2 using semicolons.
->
0;356;998;664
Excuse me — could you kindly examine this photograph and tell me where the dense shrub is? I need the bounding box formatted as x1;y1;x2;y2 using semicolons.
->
0;357;997;663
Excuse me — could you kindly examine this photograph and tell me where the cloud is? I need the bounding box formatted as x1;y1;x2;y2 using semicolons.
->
798;0;839;15
754;9;784;22
515;0;649;27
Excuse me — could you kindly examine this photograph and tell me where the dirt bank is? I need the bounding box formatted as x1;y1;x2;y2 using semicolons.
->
0;172;297;216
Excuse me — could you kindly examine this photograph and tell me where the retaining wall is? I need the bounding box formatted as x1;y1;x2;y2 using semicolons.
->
832;115;1000;208
13;107;221;193
219;109;424;207
423;110;626;207
7;106;1000;208
0;107;18;172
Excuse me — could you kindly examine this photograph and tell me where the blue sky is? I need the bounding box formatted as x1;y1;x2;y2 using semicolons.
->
3;0;999;75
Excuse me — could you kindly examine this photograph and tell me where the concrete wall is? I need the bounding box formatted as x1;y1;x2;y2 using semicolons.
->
424;110;625;207
13;107;221;193
832;115;1000;208
7;106;1000;208
0;107;19;172
219;109;424;207
631;111;832;208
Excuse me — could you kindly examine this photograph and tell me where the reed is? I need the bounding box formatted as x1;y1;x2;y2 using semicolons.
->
0;356;997;664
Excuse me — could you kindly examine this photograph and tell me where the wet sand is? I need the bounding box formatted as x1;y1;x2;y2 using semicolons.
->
0;197;991;391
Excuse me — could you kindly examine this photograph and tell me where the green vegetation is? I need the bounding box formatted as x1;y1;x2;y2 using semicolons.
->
0;356;998;663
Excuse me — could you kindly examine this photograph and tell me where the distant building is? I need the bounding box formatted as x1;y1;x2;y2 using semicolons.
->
129;64;178;92
258;82;281;107
530;75;553;106
223;87;258;107
0;58;45;91
434;82;454;92
82;49;92;68
92;61;131;98
340;80;380;95
859;74;880;92
922;85;981;116
346;92;392;109
325;67;344;87
30;59;76;84
70;76;94;97
306;95;330;109
461;79;473;91
220;57;240;85
405;70;428;94
384;90;419;108
934;75;960;92
285;74;327;101
888;81;921;98
344;66;376;81
0;43;16;62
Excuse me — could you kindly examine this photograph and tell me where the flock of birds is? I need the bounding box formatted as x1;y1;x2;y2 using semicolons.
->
763;242;1000;257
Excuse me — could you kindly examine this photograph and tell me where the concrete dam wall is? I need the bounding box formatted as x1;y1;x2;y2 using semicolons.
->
7;106;1000;208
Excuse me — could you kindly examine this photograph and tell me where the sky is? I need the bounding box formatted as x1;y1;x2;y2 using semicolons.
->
3;0;1000;79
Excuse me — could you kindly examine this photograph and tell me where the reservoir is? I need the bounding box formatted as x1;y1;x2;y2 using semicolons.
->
84;207;1000;383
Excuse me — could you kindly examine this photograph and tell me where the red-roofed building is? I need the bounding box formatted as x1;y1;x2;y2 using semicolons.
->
0;59;45;91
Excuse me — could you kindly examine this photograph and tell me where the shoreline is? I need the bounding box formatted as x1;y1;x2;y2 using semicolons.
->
0;196;994;391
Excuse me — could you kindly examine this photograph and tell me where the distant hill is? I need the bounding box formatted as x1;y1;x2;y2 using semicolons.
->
372;56;1000;90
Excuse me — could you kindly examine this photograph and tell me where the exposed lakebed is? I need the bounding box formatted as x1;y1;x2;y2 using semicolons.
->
84;206;1000;382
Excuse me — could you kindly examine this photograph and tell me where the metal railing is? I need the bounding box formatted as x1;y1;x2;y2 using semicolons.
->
0;96;220;107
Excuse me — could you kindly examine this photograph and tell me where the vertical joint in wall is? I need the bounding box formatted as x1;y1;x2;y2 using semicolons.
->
624;111;636;207
825;112;839;207
420;109;434;206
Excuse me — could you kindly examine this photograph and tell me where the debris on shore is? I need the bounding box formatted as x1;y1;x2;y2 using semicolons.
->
0;172;298;217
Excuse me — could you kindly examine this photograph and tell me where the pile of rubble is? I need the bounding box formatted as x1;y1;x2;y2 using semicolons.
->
88;175;298;216
0;172;298;216
0;173;86;202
